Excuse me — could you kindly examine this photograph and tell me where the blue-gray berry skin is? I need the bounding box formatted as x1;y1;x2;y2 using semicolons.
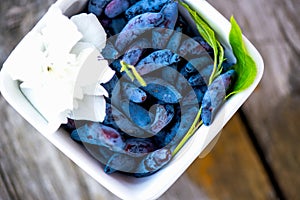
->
124;138;156;154
136;49;180;75
141;77;182;103
168;106;199;151
110;59;122;72
104;153;137;174
188;64;214;87
185;56;213;73
101;74;119;96
161;64;178;84
166;27;182;53
103;103;149;137
154;115;180;148
122;48;143;65
97;146;114;163
152;1;178;49
109;17;127;35
115;12;164;51
122;38;151;66
71;123;125;152
133;148;172;177
160;1;178;29
201;69;237;126
101;41;119;59
88;0;112;16
121;101;154;129
122;82;147;103
179;37;207;58
125;0;169;20
175;66;191;93
150;104;175;134
182;87;205;108
104;0;130;18
193;36;213;53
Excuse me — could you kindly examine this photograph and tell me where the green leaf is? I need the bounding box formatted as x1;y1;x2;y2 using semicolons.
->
179;1;224;84
227;16;257;97
172;1;225;157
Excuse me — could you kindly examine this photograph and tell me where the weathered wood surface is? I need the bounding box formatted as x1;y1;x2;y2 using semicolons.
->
187;114;275;200
205;0;300;199
1;0;299;199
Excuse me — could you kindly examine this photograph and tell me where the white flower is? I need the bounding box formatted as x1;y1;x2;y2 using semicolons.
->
6;6;114;131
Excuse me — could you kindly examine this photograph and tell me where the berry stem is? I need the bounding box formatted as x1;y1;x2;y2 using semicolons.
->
172;108;203;156
120;60;147;86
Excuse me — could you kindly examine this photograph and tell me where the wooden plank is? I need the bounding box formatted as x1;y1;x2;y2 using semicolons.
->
187;114;275;200
0;0;56;66
207;0;300;199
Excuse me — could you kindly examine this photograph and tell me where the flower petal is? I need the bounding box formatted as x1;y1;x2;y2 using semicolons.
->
6;32;45;83
71;13;106;52
71;95;106;122
20;86;70;123
74;47;113;87
41;7;82;57
98;59;115;84
81;83;109;97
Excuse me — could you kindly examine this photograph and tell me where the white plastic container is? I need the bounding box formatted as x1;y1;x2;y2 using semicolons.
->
0;0;264;199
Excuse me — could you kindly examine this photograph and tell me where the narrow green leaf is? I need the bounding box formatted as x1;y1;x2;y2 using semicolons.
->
120;60;147;86
172;1;226;157
227;16;257;97
120;60;135;81
172;108;203;156
127;64;147;87
179;1;224;85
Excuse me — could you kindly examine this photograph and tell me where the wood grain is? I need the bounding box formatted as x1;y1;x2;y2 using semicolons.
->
0;0;56;66
187;114;275;200
207;0;300;199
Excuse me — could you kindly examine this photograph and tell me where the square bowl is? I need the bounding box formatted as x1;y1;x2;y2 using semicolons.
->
0;0;264;199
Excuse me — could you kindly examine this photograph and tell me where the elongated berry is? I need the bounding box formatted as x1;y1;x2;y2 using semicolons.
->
125;0;169;20
104;153;137;174
115;12;164;51
88;0;112;16
188;64;214;87
105;0;130;18
201;69;236;125
122;38;151;66
185;56;213;73
134;148;172;177
121;100;154;129
122;82;147;103
124;138;156;154
166;27;182;53
103;103;148;138
136;49;180;75
150;104;175;134
152;1;178;49
179;37;207;58
71;123;125;152
141;77;182;103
